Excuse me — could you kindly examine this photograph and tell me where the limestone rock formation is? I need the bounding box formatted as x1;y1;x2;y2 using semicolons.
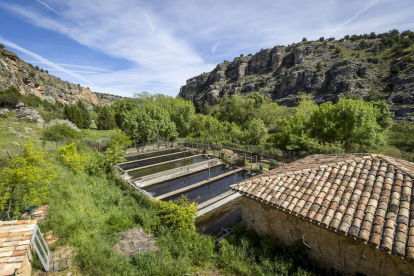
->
0;47;122;106
179;38;414;120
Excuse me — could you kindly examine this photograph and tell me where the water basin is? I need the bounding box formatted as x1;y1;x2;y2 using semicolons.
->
144;164;232;197
128;155;208;179
168;170;248;204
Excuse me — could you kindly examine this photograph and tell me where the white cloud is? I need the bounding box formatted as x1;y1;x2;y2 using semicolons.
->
0;36;93;85
1;0;413;96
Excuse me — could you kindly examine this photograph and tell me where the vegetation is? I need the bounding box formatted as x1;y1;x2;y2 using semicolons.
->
0;28;413;274
43;119;81;142
96;106;116;130
0;142;56;219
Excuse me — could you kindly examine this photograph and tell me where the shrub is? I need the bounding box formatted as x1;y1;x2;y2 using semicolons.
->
0;86;23;108
29;72;35;78
43;96;56;105
57;143;85;173
0;142;56;219
150;196;197;234
43;123;81;141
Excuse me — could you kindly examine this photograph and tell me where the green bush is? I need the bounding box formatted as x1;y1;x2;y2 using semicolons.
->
0;86;22;108
150;196;197;234
57;143;85;173
43;120;81;141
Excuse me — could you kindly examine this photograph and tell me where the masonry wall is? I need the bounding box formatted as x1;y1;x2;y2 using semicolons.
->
242;196;414;276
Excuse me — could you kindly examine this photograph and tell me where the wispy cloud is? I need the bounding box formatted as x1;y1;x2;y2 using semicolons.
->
36;0;62;16
326;0;379;38
27;61;111;72
0;36;93;85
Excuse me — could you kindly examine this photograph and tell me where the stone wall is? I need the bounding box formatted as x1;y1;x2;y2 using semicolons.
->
242;196;414;276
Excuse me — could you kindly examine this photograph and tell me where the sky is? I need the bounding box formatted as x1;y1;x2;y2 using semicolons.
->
0;0;413;97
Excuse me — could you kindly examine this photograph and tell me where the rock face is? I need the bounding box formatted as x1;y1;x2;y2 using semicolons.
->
0;47;122;106
15;102;44;125
179;39;414;120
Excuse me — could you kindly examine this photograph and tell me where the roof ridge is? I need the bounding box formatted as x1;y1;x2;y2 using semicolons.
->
376;155;414;179
285;154;373;176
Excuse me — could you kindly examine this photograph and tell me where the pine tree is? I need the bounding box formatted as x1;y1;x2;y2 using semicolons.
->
96;106;116;130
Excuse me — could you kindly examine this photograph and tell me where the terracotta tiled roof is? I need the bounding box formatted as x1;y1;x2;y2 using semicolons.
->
231;154;414;260
0;220;36;275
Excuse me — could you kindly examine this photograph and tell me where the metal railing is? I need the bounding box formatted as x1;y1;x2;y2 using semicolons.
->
31;225;50;271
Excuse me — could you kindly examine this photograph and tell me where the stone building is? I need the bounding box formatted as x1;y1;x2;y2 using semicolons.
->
231;154;414;276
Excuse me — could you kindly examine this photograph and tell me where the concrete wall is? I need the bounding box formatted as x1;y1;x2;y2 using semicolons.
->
134;159;222;188
242;196;414;276
196;193;241;233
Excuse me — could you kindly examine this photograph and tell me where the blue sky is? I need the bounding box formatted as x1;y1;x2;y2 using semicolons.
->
0;0;413;97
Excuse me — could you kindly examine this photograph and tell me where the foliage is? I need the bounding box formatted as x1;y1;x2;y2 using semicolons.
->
270;96;393;153
43;96;56;105
134;104;178;143
64;101;91;129
0;86;23;108
96;106;116;130
150;196;197;234
170;99;195;136
388;122;414;161
43;119;81;141
216;225;320;276
254;98;289;132
77;101;92;128
110;98;139;129
0;142;56;218
243;118;267;145
87;131;131;175
308;99;391;152
57;143;86;173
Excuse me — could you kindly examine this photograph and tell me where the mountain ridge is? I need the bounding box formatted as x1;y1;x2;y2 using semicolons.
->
0;46;123;107
179;31;414;120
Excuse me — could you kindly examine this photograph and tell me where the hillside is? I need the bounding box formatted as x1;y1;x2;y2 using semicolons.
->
179;31;414;120
0;45;123;106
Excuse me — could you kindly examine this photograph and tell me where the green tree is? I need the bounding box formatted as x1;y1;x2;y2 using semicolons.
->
307;99;392;152
270;95;318;151
254;98;288;132
319;37;325;42
77;101;91;128
197;101;213;115
110;99;139;129
170;100;195;136
243;119;267;145
97;106;116;130
64;104;83;128
0;142;57;219
134;104;178;143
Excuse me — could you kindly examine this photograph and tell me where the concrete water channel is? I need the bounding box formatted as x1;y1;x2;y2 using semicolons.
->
120;148;253;234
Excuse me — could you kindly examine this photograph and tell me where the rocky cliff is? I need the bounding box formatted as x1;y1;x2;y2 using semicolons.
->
179;36;414;120
0;46;122;106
